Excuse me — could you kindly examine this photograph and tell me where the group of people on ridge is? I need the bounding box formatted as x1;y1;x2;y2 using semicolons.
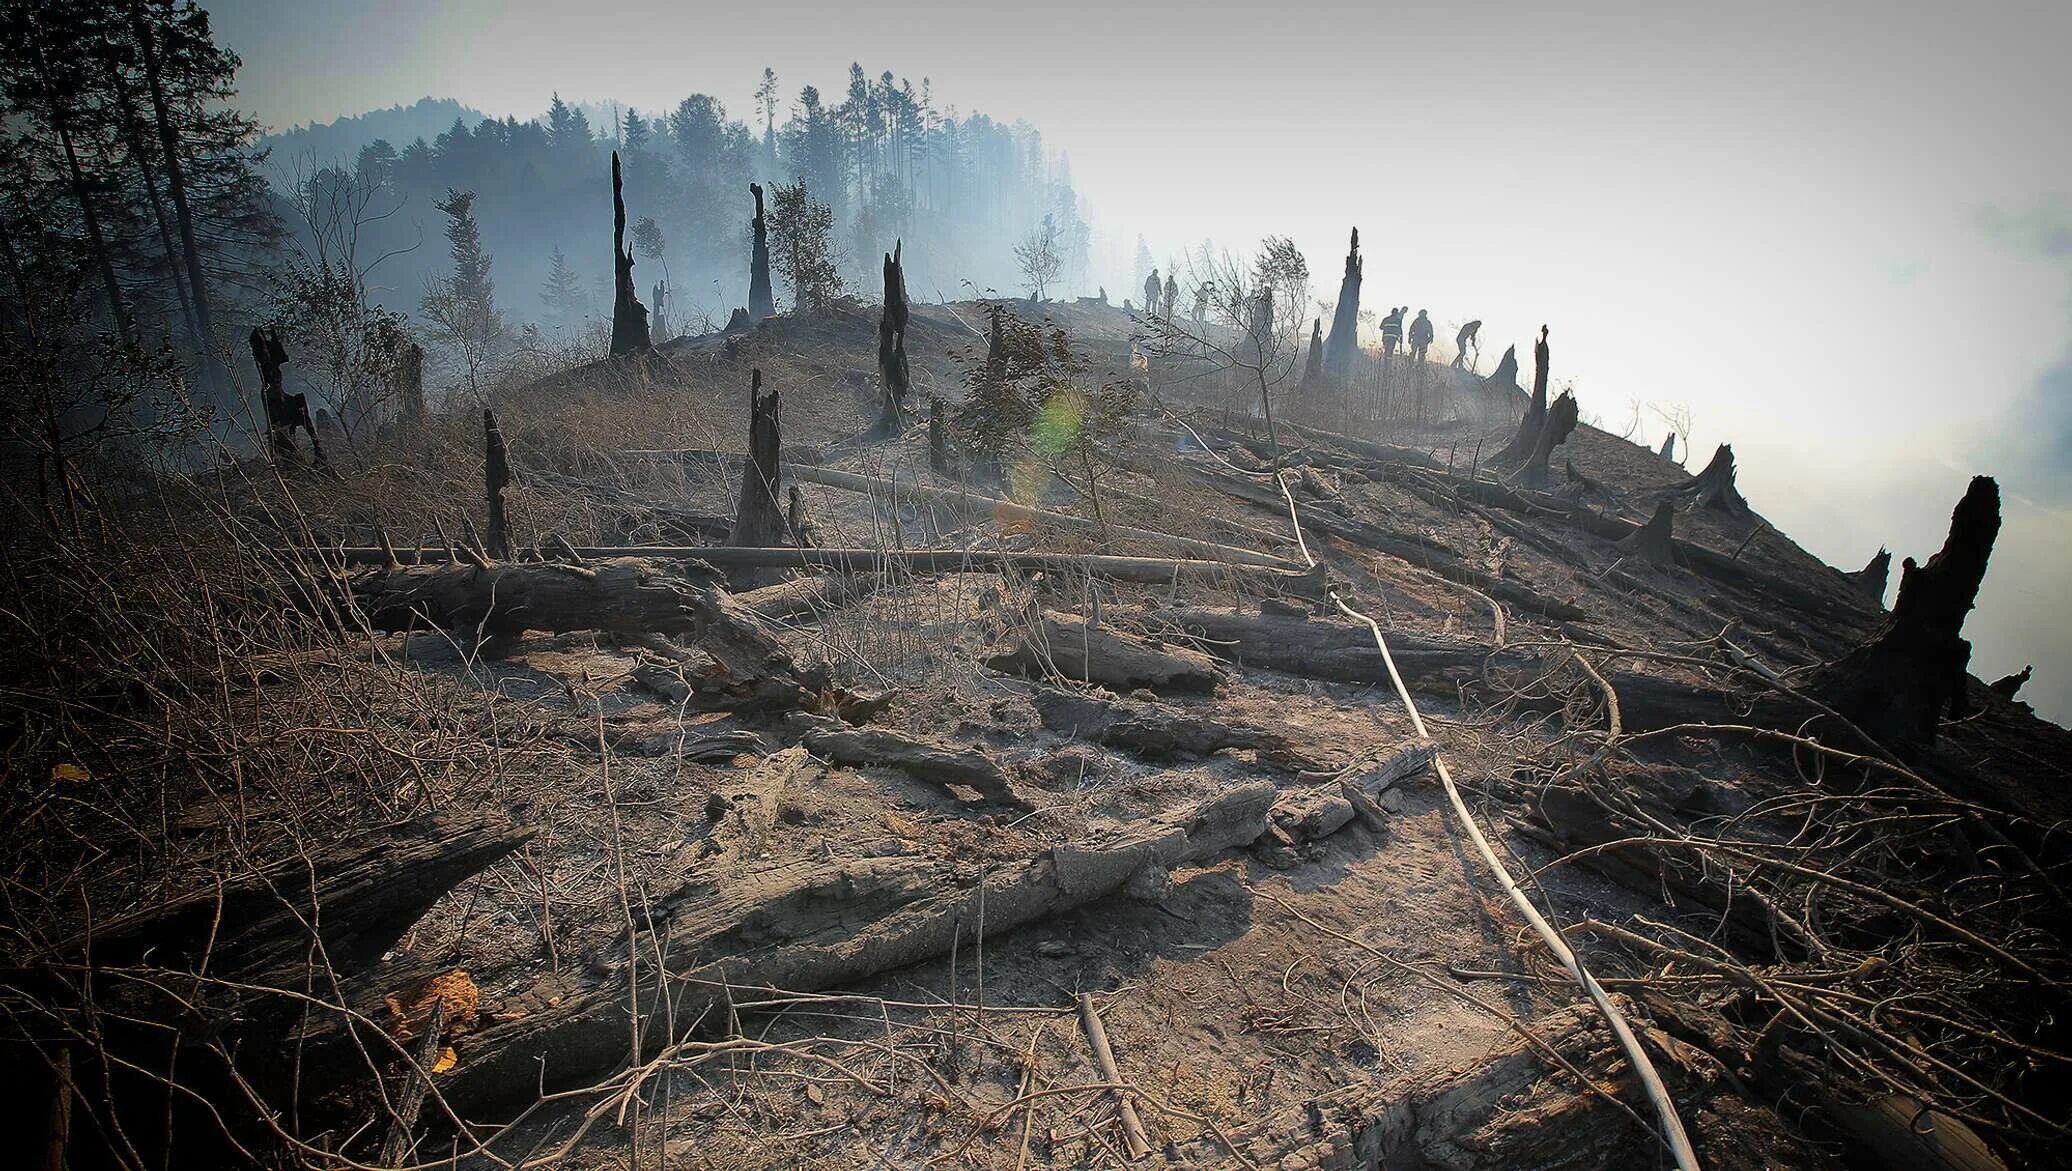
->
1379;307;1435;364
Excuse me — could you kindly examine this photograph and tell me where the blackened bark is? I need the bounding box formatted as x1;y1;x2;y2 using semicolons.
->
609;152;651;357
1517;390;1578;489
395;341;425;422
1618;499;1677;565
748;182;775;319
483;409;510;560
1301;319;1324;388
1322;228;1361;380
1813;476;2001;748
1495;326;1550;466
1849;547;1890;602
1989;665;2032;700
1676;444;1750;515
250;327;323;466
877;240;910;433
728;369;786;585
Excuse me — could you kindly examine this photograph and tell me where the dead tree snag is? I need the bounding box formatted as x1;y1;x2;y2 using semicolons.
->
876;240;910;433
1322;228;1361;380
1494;326;1550;466
1989;665;2032;700
482;409;510;560
1813;475;2000;747
1302;318;1324;388
1516;390;1579;489
748;182;774;319
1850;547;1891;602
609;151;650;357
250;326;323;465
728;369;787;586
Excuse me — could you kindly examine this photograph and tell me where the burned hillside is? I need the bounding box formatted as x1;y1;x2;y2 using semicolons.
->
4;267;2069;1171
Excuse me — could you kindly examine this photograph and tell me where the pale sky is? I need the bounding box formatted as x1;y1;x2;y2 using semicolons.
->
212;0;2072;720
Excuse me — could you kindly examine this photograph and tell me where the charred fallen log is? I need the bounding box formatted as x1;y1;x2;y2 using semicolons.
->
435;782;1278;1117
1148;608;1495;692
988;610;1226;693
1031;686;1315;767
784;713;1031;808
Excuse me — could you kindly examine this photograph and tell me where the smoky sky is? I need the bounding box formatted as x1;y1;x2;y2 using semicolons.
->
211;0;2072;719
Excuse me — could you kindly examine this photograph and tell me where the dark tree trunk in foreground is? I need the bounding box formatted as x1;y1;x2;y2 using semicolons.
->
609;152;650;357
728;369;786;585
1813;475;2000;748
1322;228;1361;380
483;409;510;560
748;182;775;320
876;240;910;433
1301;318;1324;388
1677;443;1750;514
1494;326;1550;466
1850;547;1890;602
250;327;323;465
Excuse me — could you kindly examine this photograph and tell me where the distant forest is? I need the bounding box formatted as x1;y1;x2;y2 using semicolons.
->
274;71;1095;338
0;0;1095;432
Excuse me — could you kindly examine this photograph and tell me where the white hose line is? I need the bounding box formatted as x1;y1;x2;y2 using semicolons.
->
1275;470;1700;1171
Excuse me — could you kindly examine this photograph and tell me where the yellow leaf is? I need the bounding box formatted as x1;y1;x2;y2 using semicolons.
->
431;1046;458;1074
51;763;91;784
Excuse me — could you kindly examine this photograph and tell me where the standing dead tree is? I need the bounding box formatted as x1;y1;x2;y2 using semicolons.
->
1813;475;2000;747
249;326;323;466
1493;325;1550;466
1322;227;1361;380
1301;318;1324;388
727;369;786;585
608;152;650;357
1618;499;1677;565
1486;344;1521;398
1676;443;1750;515
876;240;910;433
1515;390;1579;489
747;181;775;320
483;409;510;560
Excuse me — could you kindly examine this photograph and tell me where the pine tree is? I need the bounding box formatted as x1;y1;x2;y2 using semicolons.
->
421;188;504;392
540;245;584;327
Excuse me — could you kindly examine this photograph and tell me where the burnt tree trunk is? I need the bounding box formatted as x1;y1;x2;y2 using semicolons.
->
250;327;323;466
1850;547;1891;602
1485;344;1521;396
728;369;787;587
748;182;775;320
1989;665;2032;700
395;341;425;423
928;397;950;474
1676;443;1751;514
1659;432;1677;461
1494;326;1550;466
1812;475;2000;748
609;151;650;357
876;240;910;433
1322;228;1361;380
1515;389;1579;489
1301;318;1325;388
1618;499;1677;566
483;409;510;560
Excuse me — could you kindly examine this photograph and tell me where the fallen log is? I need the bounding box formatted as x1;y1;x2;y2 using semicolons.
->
436;782;1278;1117
989;611;1225;693
1148;607;1496;692
1031;686;1316;768
784;713;1032;808
344;557;720;638
1199;417;1443;471
316;546;1325;599
1266;745;1434;849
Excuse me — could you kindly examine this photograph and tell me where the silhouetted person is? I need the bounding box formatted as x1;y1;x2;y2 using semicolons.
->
1163;273;1178;322
1408;309;1433;364
1453;319;1481;369
1380;306;1405;359
1144;268;1162;317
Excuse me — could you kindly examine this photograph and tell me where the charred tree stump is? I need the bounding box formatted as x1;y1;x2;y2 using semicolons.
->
1322;228;1362;380
1494;325;1550;466
1850;547;1891;602
1659;431;1677;462
1485;343;1521;397
727;369;787;587
250;326;324;466
1676;443;1751;515
748;182;775;320
1812;475;2000;748
1618;499;1678;565
928;397;950;474
396;340;425;423
482;409;510;560
608;151;651;357
1515;390;1579;489
1989;665;2032;701
876;240;910;433
1301;318;1325;388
